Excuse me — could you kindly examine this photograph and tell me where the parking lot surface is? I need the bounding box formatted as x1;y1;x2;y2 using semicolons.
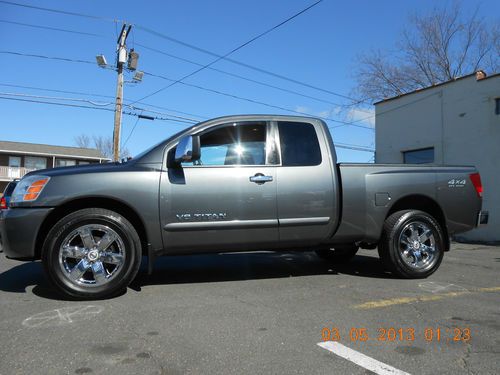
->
0;243;499;374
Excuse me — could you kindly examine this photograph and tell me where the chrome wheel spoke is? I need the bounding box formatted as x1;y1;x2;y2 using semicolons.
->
401;235;412;248
62;245;86;259
409;225;419;241
101;252;123;265
97;233;116;252
78;227;96;249
91;261;107;285
413;251;423;264
69;259;91;281
418;228;432;243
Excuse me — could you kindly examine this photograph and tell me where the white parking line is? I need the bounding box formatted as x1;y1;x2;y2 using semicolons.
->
317;341;411;375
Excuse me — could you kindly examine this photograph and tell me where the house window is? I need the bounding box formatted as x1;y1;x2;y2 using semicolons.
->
56;159;76;167
25;156;47;170
8;156;21;168
403;148;434;164
495;98;500;115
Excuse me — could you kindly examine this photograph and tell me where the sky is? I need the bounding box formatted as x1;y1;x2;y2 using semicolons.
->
1;0;499;162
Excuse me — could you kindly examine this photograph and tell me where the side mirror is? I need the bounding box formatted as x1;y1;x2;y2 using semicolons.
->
174;135;201;164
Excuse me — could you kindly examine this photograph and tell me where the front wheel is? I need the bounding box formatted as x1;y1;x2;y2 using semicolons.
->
378;210;445;278
42;208;142;300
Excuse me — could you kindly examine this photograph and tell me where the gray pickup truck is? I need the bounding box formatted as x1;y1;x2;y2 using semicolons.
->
0;115;488;299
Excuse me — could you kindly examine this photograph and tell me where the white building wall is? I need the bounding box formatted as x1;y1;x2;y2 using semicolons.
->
375;74;500;242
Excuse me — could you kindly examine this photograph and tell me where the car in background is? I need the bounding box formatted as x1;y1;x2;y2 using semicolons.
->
1;179;19;210
0;179;18;252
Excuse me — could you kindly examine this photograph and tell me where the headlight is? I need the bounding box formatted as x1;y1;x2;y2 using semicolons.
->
11;175;50;203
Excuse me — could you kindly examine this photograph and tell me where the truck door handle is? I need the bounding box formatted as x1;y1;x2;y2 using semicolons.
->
249;173;273;184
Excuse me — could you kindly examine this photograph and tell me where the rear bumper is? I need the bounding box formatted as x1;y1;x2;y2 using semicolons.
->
477;210;489;227
0;207;53;260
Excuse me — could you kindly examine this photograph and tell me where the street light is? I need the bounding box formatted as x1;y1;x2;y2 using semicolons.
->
95;54;107;68
133;71;144;82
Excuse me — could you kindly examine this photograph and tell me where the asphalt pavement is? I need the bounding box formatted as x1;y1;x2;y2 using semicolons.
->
0;243;499;374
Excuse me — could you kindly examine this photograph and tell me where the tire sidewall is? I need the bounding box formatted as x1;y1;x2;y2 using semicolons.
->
42;209;141;299
389;211;444;278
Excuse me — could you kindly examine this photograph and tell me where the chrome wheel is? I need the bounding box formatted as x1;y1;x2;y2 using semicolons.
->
398;221;437;271
58;224;125;287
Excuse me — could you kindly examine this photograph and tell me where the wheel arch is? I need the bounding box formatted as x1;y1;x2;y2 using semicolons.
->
385;194;450;251
35;197;149;259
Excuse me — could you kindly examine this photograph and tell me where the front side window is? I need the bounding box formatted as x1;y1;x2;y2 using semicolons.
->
184;122;268;166
24;156;47;170
278;122;322;166
403;148;434;164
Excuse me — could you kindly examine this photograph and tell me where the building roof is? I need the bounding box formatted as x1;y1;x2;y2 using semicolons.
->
0;140;108;160
374;71;500;105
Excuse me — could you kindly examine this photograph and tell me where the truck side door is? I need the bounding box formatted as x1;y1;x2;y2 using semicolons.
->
160;121;279;253
275;120;339;247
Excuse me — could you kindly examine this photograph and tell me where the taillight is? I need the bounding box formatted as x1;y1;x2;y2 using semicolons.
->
469;173;483;198
0;196;6;209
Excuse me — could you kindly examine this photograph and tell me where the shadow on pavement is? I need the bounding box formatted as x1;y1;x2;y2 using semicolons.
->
0;260;67;300
0;251;392;299
131;251;393;290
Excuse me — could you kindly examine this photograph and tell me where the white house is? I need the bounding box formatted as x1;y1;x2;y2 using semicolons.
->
375;71;500;242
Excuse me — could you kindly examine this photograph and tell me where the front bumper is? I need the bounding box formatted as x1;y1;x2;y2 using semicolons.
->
477;210;489;227
0;207;53;260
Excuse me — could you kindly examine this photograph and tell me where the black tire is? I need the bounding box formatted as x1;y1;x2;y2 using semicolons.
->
42;208;142;300
378;210;445;278
315;245;359;263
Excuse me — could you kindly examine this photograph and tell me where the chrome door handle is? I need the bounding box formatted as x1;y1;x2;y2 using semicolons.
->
249;173;273;184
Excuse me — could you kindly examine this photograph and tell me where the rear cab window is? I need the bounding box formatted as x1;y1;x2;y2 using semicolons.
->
278;121;322;166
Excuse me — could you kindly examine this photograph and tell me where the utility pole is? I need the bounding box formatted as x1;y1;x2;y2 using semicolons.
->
112;24;132;162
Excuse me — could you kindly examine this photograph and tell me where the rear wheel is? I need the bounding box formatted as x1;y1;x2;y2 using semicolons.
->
315;245;359;263
378;210;444;278
42;208;142;300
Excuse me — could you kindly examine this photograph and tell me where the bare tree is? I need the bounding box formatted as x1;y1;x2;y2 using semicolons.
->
73;134;91;149
354;1;499;102
74;134;130;160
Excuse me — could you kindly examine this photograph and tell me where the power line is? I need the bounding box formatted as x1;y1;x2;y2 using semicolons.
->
142;71;374;130
334;142;374;153
0;50;95;65
1;0;367;106
135;42;348;108
136;23;370;105
131;0;324;104
0;83;208;121
0;14;354;110
121;114;142;149
0;91;114;106
0;0;121;23
0;91;199;123
0;95;195;123
0;50;373;129
0;19;105;37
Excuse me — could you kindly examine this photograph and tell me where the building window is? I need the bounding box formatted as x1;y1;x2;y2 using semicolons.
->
495;98;500;115
25;156;47;170
78;161;90;165
56;159;76;167
403;147;434;164
8;156;21;168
